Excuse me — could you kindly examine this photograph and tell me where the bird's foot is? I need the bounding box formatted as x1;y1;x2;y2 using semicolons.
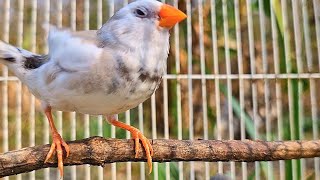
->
44;132;70;178
130;128;153;174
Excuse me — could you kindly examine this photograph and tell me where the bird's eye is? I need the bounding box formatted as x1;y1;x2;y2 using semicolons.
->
135;8;148;18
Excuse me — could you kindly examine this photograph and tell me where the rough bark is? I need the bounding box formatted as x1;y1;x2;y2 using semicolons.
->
1;136;320;177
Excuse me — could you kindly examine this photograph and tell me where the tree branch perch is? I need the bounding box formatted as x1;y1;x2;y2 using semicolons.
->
1;136;320;177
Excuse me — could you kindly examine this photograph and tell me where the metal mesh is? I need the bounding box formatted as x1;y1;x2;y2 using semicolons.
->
0;0;320;179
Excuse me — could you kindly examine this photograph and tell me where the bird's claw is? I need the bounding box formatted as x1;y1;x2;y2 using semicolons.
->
44;133;70;178
130;128;153;174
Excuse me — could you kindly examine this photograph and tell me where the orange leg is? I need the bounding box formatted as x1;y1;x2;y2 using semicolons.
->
106;115;153;174
44;107;70;178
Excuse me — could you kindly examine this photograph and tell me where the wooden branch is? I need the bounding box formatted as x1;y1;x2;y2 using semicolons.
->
1;136;320;177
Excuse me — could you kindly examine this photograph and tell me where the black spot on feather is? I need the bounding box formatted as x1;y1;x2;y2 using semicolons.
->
24;55;49;69
116;56;132;81
138;68;161;83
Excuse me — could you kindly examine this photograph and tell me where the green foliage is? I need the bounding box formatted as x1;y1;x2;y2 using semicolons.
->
157;163;179;180
220;84;256;138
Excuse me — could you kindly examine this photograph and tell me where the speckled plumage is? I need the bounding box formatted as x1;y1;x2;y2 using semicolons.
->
1;0;169;115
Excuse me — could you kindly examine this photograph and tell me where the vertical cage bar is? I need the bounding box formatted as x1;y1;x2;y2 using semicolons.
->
84;112;91;179
302;1;315;77
151;94;158;180
2;0;10;43
138;104;145;180
270;1;285;179
280;0;293;131
15;82;22;174
280;0;297;179
245;0;260;179
313;0;320;68
97;115;103;180
163;68;170;180
173;0;183;179
70;112;77;180
16;0;24;48
234;0;247;179
15;83;22;179
15;1;24;180
210;0;223;174
84;0;90;30
56;0;62;27
70;0;76;30
125;110;132;180
84;113;91;179
186;0;194;179
111;113;117;180
97;0;103;28
291;1;305;178
222;0;235;178
197;0;209;179
258;0;273;179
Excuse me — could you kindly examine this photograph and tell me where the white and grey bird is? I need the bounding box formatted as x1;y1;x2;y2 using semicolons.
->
0;0;186;177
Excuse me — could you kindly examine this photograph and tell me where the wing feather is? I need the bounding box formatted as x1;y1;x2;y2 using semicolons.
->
48;27;103;72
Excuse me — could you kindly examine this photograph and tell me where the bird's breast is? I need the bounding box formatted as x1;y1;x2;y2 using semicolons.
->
46;66;163;115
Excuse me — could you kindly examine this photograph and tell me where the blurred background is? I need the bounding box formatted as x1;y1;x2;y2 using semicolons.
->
0;0;320;179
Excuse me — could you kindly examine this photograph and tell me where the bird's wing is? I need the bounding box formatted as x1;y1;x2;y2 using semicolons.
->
48;27;103;72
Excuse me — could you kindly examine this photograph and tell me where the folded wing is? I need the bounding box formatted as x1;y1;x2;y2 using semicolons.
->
48;26;103;72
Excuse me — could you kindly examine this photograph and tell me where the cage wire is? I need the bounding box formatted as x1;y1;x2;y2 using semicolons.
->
0;0;320;179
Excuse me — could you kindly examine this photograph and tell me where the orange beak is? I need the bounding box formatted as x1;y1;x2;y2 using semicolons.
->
158;4;187;29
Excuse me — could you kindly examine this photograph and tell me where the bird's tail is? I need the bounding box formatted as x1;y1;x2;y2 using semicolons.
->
0;40;38;66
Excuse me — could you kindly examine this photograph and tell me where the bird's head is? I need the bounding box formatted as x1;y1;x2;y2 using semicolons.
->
97;0;186;71
98;0;187;46
111;0;187;30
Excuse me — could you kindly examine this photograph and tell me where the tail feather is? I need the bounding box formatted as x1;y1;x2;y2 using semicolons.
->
0;41;49;72
0;41;20;64
0;40;39;65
